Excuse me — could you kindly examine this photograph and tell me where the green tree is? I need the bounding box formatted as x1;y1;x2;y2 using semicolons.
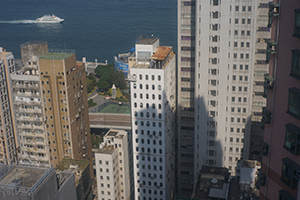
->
86;76;96;94
88;99;97;107
97;80;110;90
94;63;127;91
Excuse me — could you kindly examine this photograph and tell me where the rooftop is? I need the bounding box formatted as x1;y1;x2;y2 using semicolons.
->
0;165;47;188
107;130;118;137
241;160;259;168
55;159;89;172
150;46;173;61
96;145;115;154
40;52;73;60
55;159;89;187
137;38;158;45
0;164;54;195
193;166;230;199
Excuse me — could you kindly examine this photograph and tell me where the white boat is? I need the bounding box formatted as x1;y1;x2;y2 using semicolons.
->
36;14;64;23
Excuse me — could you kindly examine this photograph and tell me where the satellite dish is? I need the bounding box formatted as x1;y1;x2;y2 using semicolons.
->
211;178;218;183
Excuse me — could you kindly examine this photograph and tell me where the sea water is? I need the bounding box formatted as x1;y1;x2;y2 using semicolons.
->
0;0;177;62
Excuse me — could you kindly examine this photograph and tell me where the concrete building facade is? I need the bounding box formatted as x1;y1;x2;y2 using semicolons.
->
0;48;18;165
129;38;176;200
177;0;269;196
259;1;300;200
38;50;93;169
11;42;50;166
95;129;131;200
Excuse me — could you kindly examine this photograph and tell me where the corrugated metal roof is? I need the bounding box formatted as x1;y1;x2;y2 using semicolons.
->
151;46;173;61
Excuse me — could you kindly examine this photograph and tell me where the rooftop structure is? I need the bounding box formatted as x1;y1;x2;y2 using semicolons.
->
236;160;261;190
150;46;173;60
136;38;158;45
192;166;230;199
20;41;48;65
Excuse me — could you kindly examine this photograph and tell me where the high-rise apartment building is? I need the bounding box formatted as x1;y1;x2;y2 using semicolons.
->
129;38;176;200
259;1;300;200
0;48;18;165
95;129;131;200
11;42;50;166
38;50;92;169
10;42;92;170
177;0;268;196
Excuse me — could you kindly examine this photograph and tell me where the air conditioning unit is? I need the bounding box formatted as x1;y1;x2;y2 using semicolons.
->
271;45;276;51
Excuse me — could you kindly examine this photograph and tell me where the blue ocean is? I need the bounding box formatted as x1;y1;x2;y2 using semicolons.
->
0;0;177;62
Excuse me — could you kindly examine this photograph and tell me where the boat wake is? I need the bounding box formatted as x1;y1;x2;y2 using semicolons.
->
0;20;37;24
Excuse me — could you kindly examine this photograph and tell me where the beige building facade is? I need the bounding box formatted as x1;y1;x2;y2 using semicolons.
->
95;129;131;200
38;51;92;168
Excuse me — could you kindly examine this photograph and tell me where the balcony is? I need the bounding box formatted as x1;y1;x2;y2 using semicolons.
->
14;91;40;97
13;83;39;90
18;109;42;114
14;100;41;106
32;125;43;130
17;116;42;122
268;2;279;28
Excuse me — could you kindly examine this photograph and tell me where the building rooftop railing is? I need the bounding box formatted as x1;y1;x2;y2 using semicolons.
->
48;48;76;54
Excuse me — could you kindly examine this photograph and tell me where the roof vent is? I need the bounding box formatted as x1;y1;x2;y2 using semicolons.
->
211;178;218;184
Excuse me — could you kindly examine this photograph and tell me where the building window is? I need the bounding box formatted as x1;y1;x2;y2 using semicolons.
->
279;190;297;200
212;11;218;19
284;123;300;155
287;88;300;119
212;35;218;42
291;49;300;79
281;158;300;189
293;9;300;38
212;24;218;31
212;0;218;6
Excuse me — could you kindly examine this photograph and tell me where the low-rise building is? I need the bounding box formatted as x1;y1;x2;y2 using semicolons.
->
56;159;93;200
0;163;76;200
